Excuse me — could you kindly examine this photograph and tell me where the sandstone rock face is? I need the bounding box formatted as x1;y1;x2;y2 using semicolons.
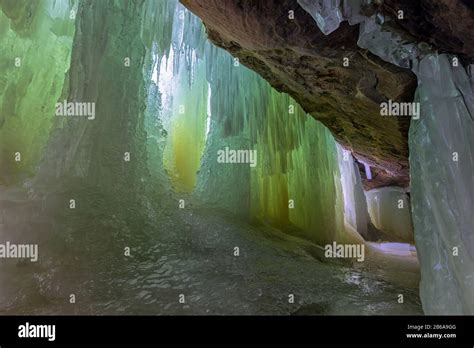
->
180;0;417;189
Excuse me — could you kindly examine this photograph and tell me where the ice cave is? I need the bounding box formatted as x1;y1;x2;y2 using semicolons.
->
0;0;473;316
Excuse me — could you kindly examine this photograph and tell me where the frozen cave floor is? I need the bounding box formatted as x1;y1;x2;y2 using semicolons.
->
0;188;422;315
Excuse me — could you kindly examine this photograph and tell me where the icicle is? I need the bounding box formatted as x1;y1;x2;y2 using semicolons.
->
363;162;372;180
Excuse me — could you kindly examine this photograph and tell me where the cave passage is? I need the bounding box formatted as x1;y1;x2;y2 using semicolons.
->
0;0;427;315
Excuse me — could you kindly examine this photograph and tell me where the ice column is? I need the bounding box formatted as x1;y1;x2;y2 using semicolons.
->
409;55;474;314
336;145;369;239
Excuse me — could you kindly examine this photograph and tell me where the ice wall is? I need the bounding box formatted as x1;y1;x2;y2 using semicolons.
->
194;40;367;245
365;187;413;242
31;0;150;194
194;44;253;214
250;99;347;245
194;43;345;242
0;0;76;185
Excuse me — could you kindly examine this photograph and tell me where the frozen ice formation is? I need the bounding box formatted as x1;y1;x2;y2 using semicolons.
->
337;145;369;239
298;0;474;313
296;0;368;35
365;187;413;242
0;0;76;185
357;14;426;70
409;54;474;314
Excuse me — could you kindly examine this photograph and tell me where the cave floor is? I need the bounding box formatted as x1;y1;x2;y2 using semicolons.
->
0;188;422;315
